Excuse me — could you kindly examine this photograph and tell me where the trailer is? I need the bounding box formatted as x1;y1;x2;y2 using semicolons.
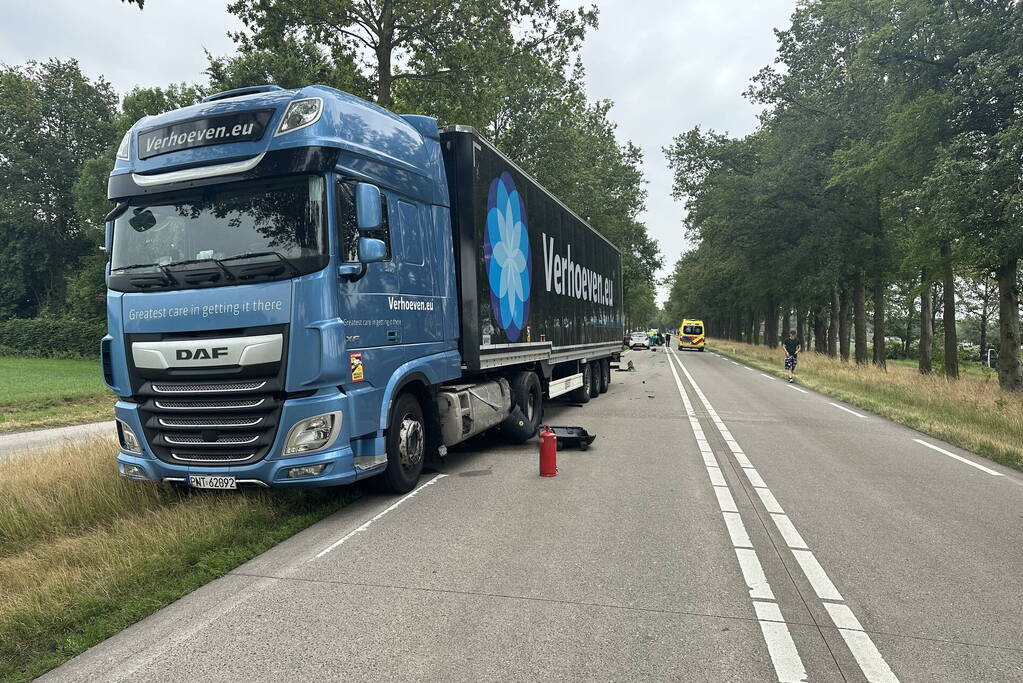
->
103;84;623;493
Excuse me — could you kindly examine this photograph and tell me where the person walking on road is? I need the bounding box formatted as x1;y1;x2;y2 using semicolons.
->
782;330;801;383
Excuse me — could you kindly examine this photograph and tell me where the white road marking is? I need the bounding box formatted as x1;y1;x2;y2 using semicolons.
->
735;548;775;600
770;514;809;550
791;549;843;601
731;361;740;365
756;609;811;683
743;467;766;488
760;373;775;380
315;474;448;557
912;438;1003;476
714;485;738;513
665;348;806;682
829;402;867;418
824;604;899;683
707;466;727;487
669;347;897;682
745;366;755;372
785;384;809;394
755;487;785;514
723;511;754;548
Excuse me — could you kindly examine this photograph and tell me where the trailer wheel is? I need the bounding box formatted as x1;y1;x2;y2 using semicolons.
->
568;363;592;404
588;361;601;397
374;392;425;494
500;370;543;443
598;359;609;393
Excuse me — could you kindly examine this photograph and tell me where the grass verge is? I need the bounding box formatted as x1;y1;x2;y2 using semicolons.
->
0;357;113;433
708;338;1023;473
0;438;356;682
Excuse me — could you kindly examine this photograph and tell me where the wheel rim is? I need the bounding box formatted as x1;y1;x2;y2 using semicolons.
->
398;415;424;471
525;389;536;422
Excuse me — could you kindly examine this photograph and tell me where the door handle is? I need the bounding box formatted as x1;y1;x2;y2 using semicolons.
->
387;330;399;342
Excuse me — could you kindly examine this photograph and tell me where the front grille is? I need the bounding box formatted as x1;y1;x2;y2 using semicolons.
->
164;433;260;445
151;380;267;394
126;324;288;469
170;452;257;464
154;398;267;410
158;416;264;428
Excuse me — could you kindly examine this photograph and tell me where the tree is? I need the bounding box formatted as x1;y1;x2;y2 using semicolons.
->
0;60;117;318
225;0;596;108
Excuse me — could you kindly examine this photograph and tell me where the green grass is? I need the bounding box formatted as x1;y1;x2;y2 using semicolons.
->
709;339;1023;473
888;357;996;378
0;438;357;682
0;357;113;432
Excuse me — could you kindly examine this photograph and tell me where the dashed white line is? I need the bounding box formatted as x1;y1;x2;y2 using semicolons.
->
669;347;898;682
770;513;809;550
736;548;775;600
723;511;754;548
760;373;775;380
823;604;899;682
829;402;867;418
912;438;1003;476
791;549;843;601
315;474;448;557
785;384;809;394
665;346;807;682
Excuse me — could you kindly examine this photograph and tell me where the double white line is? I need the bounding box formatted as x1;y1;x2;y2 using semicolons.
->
667;348;898;682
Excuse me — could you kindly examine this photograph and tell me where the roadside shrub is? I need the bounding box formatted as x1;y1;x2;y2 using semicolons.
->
0;317;104;359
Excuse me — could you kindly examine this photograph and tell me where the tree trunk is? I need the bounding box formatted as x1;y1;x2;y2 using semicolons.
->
812;305;827;354
839;287;851;362
374;4;395;106
996;260;1022;391
941;244;959;379
828;285;839;357
919;271;933;374
764;300;778;348
904;285;915;356
979;279;989;361
753;309;761;346
781;309;791;341
872;273;886;370
796;308;806;350
854;271;868;365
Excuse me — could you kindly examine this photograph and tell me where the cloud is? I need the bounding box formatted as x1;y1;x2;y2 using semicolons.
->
578;0;795;302
0;0;794;304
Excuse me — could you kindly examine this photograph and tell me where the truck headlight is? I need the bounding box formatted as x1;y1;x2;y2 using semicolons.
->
116;130;131;160
117;419;143;454
275;97;323;136
283;411;341;455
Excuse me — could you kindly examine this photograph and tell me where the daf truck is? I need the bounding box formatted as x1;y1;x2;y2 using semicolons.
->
103;84;623;493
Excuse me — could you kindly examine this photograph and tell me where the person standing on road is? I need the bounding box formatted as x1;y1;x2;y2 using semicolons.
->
782;330;801;383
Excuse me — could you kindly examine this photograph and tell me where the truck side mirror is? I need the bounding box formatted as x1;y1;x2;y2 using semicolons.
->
357;237;387;263
355;183;381;231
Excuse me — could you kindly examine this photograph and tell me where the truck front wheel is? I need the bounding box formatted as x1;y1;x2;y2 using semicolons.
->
500;370;543;443
375;393;426;494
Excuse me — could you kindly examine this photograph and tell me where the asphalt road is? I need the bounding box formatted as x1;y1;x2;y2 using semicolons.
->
0;420;113;459
39;347;1023;682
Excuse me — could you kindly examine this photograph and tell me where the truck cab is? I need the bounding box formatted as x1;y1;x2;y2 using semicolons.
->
104;85;460;490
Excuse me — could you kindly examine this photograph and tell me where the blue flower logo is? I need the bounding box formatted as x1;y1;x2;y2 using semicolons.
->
484;172;531;341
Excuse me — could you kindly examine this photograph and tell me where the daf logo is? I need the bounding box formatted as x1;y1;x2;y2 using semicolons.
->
175;347;229;361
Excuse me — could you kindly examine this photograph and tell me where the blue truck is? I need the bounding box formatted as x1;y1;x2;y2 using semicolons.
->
103;84;623;493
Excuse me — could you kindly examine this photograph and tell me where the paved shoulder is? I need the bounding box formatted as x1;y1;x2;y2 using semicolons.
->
0;421;113;458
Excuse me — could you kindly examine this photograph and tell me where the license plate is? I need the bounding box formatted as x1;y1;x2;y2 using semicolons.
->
188;475;237;490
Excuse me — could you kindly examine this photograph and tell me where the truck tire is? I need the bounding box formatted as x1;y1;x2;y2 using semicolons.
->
588;361;600;398
500;370;543;443
568;363;592;404
598;359;609;393
375;392;425;494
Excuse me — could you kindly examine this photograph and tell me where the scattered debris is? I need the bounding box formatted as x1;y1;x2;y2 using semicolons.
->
547;425;596;450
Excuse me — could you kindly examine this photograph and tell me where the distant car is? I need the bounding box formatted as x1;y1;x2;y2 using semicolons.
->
629;332;650;350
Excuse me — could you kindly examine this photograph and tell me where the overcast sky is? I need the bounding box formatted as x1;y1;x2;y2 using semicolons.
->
0;0;795;303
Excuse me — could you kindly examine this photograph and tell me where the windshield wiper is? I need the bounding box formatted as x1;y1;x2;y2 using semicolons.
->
159;257;236;281
111;262;178;284
219;251;300;275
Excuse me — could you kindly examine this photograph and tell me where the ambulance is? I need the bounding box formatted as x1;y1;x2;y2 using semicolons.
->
678;319;706;351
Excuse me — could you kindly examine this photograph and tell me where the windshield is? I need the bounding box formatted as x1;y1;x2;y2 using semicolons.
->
110;175;327;291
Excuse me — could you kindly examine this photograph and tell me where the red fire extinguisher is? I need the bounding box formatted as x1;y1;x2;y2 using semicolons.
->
539;425;557;477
